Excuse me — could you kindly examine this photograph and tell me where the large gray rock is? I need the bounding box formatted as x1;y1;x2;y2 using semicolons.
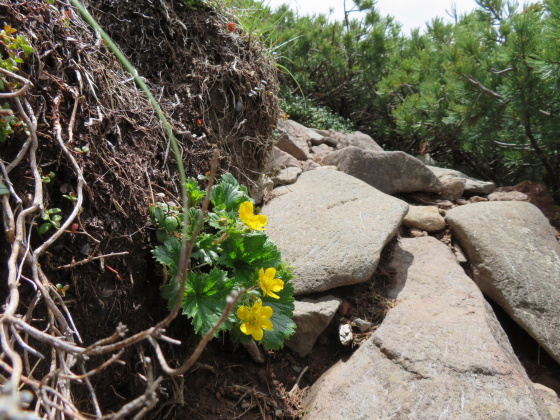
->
285;296;342;357
266;146;301;170
275;120;317;160
488;191;529;201
439;174;466;200
304;237;552;420
334;131;383;152
263;169;408;295
428;166;496;195
446;201;560;364
313;129;383;151
322;147;444;195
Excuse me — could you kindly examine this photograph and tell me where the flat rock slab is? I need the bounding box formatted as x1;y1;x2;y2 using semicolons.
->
322;147;444;195
428;166;496;195
304;237;551;419
263;169;408;295
446;201;560;364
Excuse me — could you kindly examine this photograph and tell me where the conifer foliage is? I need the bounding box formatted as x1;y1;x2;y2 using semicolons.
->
234;0;560;199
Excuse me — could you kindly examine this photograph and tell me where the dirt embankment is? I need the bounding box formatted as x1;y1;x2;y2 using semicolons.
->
0;0;281;417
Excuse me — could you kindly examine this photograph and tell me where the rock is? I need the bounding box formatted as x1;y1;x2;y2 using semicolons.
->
452;240;468;263
334;131;384;152
302;159;321;172
273;166;302;186
322;147;444;195
276;120;314;160
354;318;373;332
402;205;446;232
310;129;338;147
446;201;560;364
428;166;496;195
250;174;273;205
304;237;552;420
285;296;342;357
488;191;529;201
263;169;408;295
409;227;427;237
310;144;334;162
513;181;560;229
266;146;301;170
534;383;560;419
313;129;383;151
469;195;488;203
439;174;466;201
339;324;352;346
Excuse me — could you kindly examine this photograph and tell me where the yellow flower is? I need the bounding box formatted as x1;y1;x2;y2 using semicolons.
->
239;201;267;230
237;299;274;341
259;267;284;299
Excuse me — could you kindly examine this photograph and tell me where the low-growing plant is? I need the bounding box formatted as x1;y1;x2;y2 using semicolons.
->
151;173;296;350
280;90;354;132
38;207;63;234
0;25;32;143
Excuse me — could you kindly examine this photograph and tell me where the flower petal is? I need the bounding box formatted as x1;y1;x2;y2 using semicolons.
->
260;319;273;331
249;214;267;229
251;328;264;341
260;305;273;318
237;306;250;320
264;267;276;281
238;201;253;222
270;278;284;292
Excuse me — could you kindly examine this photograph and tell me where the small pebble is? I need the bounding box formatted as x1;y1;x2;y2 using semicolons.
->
354;317;373;332
339;324;353;346
215;391;222;400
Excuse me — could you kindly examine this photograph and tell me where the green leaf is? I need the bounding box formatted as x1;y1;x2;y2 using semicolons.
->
38;222;52;235
153;206;165;224
181;268;234;336
210;173;251;211
186;177;205;207
218;234;282;287
0;183;9;196
156;228;170;243
46;208;62;214
261;280;296;350
160;277;181;310
153;237;181;277
191;233;220;265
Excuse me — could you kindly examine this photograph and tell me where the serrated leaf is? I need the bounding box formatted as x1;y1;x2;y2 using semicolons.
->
261;281;296;350
152;237;181;277
191;233;220;265
210;173;251;211
0;183;9;196
181;268;234;336
218;234;282;287
160;277;181;310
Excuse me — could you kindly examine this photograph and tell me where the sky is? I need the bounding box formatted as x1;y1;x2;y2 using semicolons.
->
263;0;480;33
